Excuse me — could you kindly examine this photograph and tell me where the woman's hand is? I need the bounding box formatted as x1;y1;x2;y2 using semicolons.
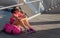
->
21;15;26;18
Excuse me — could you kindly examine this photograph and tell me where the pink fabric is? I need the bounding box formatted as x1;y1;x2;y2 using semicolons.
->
18;12;23;18
3;23;21;34
10;12;23;24
10;17;14;24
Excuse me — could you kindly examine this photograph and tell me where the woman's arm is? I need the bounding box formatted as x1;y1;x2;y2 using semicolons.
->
12;14;21;22
20;11;27;18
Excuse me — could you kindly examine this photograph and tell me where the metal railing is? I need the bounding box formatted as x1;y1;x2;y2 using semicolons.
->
0;0;41;20
0;0;40;10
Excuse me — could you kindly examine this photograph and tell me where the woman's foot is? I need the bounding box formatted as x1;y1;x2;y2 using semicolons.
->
27;28;36;33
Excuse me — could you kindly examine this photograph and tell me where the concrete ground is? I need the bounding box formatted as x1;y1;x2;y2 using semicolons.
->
0;14;60;38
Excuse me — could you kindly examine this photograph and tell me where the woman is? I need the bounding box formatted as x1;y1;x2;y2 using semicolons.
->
10;6;35;33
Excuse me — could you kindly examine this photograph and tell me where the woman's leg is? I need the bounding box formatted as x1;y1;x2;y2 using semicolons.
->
13;20;26;30
21;19;36;33
21;18;33;29
18;20;27;29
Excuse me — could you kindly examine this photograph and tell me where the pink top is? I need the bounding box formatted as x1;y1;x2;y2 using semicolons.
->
10;12;23;24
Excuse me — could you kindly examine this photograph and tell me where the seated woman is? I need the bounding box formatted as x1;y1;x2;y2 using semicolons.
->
10;6;35;33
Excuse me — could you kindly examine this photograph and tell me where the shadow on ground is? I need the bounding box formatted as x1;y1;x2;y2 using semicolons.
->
30;21;60;25
0;28;60;38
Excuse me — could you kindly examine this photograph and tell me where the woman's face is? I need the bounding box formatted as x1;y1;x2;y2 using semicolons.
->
14;7;20;13
14;10;19;13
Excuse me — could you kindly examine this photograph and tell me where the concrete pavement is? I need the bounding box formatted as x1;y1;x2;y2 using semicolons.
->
0;14;60;38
